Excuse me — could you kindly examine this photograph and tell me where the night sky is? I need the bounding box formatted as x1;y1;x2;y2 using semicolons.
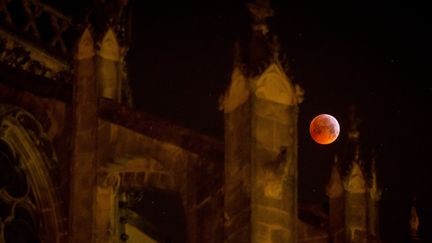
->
55;0;431;242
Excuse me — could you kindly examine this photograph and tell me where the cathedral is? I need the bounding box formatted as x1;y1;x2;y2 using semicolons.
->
0;0;423;242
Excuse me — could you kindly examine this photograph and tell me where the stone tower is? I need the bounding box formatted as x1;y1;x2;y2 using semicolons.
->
221;1;303;242
410;203;422;243
333;106;382;243
368;157;381;242
326;155;345;243
344;149;368;243
69;25;124;243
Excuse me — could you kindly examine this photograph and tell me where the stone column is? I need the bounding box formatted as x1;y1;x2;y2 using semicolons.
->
69;27;98;243
97;28;121;101
224;71;252;243
95;28;121;165
344;162;367;243
252;94;298;243
410;205;420;242
94;170;120;243
223;63;300;243
326;156;345;243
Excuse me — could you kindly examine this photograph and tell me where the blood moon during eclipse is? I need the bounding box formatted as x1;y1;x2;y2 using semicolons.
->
309;114;340;145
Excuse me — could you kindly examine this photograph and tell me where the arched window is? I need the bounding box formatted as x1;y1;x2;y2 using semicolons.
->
0;139;40;243
0;105;65;243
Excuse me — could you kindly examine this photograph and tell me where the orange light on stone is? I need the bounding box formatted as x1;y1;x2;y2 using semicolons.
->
309;114;340;145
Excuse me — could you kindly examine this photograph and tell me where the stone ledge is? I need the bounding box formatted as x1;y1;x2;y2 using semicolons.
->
98;97;224;162
0;63;72;103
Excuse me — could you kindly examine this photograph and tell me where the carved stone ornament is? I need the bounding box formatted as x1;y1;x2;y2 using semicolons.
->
369;159;381;201
410;206;419;237
246;0;274;35
97;170;120;189
75;27;95;60
344;162;366;193
219;66;250;113
98;28;120;61
253;63;296;105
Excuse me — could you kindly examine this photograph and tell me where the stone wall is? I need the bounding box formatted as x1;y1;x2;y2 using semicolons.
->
96;120;224;243
251;98;298;243
224;101;252;243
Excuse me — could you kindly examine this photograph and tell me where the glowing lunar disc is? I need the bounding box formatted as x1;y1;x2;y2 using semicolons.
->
309;114;340;145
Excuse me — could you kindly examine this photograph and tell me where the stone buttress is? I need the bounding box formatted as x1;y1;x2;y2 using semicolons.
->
221;1;303;242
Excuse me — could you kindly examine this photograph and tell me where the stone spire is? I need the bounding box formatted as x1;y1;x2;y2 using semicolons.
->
410;202;420;240
348;105;361;142
220;0;303;112
327;154;345;243
349;105;364;169
369;157;381;201
344;161;367;243
242;0;275;77
326;154;344;198
218;41;249;113
368;155;381;240
345;161;366;194
70;26;98;243
353;144;360;163
246;0;274;35
223;2;299;242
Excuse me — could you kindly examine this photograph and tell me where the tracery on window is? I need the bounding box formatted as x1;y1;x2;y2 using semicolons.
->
0;140;40;243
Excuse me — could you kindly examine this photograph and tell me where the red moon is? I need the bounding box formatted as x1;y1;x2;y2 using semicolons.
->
309;114;340;145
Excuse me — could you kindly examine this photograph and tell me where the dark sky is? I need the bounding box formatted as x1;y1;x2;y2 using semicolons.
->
52;0;431;242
